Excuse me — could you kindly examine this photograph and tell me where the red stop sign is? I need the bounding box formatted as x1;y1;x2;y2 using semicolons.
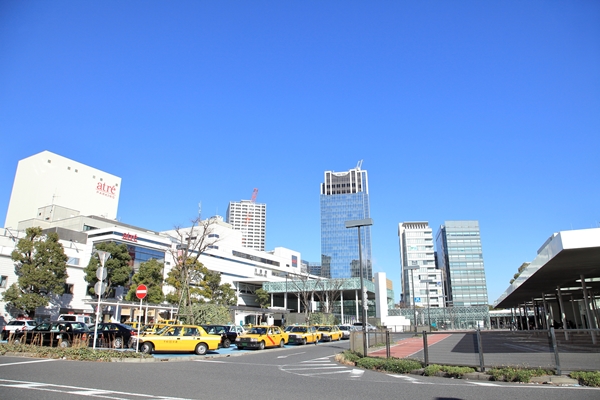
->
136;284;148;300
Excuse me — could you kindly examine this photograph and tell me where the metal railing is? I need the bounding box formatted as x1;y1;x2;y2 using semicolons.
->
352;328;600;374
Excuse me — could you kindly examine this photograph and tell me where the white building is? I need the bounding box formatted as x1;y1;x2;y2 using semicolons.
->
0;151;305;324
4;151;121;229
226;198;266;251
398;222;444;309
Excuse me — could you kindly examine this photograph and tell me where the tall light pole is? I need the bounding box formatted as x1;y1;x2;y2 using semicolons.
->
405;265;419;333
93;250;110;350
423;280;435;329
345;218;373;357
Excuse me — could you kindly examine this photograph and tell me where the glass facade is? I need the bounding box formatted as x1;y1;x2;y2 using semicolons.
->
436;220;488;306
320;168;372;279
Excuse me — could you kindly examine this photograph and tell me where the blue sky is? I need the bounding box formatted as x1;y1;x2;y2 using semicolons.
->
1;1;599;304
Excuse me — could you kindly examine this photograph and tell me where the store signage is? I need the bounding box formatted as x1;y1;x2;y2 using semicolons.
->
96;182;118;199
122;233;138;242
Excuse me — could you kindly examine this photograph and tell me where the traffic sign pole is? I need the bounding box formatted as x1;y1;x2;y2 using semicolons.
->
135;284;147;353
136;297;143;353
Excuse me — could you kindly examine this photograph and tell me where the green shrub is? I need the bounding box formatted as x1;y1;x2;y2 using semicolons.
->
341;350;362;363
356;357;387;370
570;371;600;387
423;364;475;378
382;358;422;373
0;343;151;361
423;364;443;376
488;367;553;383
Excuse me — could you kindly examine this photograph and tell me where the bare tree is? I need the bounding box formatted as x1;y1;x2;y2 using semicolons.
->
164;217;224;324
287;272;321;324
314;278;347;314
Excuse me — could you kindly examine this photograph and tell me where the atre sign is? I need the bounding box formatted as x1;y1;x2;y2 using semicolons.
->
96;182;118;199
122;233;138;242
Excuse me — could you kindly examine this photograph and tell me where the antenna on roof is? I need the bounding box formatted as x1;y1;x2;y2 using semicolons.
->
198;202;202;220
356;160;363;170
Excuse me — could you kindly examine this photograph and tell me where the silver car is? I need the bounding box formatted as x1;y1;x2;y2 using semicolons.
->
338;325;354;340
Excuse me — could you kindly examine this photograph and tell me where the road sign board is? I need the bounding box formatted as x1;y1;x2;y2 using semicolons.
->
96;267;107;281
414;297;421;303
136;284;148;300
94;281;106;295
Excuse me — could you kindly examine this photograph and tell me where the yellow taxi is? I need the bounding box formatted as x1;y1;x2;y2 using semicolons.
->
315;325;343;342
286;325;320;345
138;325;221;355
235;325;288;350
141;322;179;335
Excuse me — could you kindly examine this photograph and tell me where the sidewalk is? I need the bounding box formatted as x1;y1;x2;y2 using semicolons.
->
368;334;450;358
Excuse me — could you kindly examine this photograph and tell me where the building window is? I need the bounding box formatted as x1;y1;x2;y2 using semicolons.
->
64;284;74;294
0;275;7;288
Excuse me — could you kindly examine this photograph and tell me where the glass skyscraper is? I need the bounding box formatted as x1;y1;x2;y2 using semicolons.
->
320;165;372;279
436;220;489;306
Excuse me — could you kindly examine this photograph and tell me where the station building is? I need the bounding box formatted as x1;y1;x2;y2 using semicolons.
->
1;151;394;327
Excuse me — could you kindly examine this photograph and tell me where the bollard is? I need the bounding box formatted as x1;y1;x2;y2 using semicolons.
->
550;327;561;375
386;330;390;358
423;331;429;366
476;328;485;372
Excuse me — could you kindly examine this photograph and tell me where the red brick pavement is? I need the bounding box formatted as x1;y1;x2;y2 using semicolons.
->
369;334;451;358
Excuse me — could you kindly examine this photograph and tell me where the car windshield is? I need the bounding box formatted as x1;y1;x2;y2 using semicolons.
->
290;327;307;333
156;325;171;335
34;323;51;331
317;326;331;331
249;327;267;335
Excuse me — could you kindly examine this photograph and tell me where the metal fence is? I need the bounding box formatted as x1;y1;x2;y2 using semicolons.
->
350;328;600;374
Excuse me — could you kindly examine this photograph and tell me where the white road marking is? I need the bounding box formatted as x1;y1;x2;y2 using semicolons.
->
0;379;192;399
468;381;502;387
0;358;58;367
277;351;306;358
284;366;347;371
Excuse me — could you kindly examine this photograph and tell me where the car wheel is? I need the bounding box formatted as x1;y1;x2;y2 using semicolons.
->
279;339;284;348
59;339;70;348
301;338;307;345
113;337;123;348
258;341;265;350
195;343;208;355
13;336;21;344
141;342;154;354
222;338;231;348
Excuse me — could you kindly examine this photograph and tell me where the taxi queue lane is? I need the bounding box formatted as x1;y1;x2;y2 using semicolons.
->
0;336;343;361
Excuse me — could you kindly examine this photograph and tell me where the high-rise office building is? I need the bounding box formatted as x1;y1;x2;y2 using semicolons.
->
436;220;489;306
226;200;266;251
320;164;372;279
399;222;443;308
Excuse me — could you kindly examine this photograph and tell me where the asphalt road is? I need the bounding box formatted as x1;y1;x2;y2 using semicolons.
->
0;341;598;400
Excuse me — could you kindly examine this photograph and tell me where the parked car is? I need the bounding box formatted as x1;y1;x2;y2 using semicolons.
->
338;325;355;339
287;325;320;345
95;322;138;348
315;325;343;342
235;325;288;350
353;322;377;331
1;319;37;340
226;325;246;336
201;324;237;348
58;314;94;328
13;321;92;347
138;325;221;355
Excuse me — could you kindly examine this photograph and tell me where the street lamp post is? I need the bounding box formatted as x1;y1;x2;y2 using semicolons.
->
93;250;110;350
423;280;435;329
284;273;288;312
345;218;373;357
405;265;419;333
